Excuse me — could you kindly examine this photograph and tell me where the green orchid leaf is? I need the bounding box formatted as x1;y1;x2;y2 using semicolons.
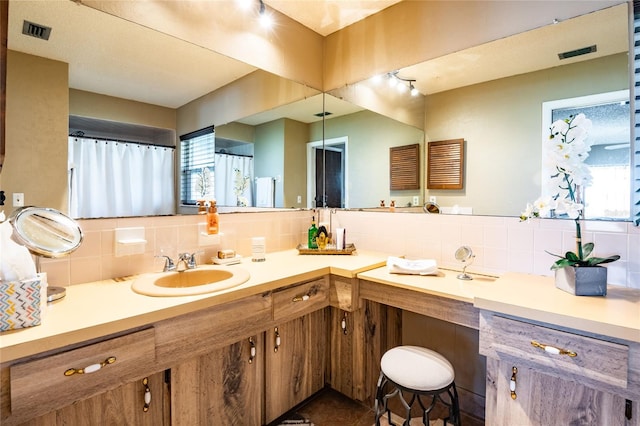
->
545;250;564;259
551;258;576;270
582;242;594;258
586;255;621;266
565;251;580;262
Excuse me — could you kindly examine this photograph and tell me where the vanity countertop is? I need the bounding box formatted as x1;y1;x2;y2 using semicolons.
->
2;252;639;363
357;268;640;343
0;249;388;363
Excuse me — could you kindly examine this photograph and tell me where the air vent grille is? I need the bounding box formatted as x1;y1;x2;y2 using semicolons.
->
558;45;597;60
22;20;52;40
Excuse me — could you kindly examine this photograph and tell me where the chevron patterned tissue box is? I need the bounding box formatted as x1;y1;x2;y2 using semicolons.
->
0;278;41;331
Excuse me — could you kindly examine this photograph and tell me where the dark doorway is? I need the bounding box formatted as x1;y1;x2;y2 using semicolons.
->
315;148;343;208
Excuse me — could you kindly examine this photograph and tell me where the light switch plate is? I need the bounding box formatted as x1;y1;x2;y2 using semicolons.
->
13;193;24;207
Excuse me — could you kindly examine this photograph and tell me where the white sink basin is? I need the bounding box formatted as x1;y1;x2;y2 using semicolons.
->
131;265;250;297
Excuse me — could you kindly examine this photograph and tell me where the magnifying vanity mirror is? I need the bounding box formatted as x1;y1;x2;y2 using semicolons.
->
454;246;475;281
9;206;83;301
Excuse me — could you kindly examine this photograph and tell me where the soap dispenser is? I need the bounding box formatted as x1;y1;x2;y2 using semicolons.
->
308;216;318;249
207;200;219;235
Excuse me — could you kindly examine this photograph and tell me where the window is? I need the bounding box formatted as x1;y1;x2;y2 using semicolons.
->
180;126;215;205
542;90;630;220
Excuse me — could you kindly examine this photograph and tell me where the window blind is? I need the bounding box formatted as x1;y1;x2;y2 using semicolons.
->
180;126;215;205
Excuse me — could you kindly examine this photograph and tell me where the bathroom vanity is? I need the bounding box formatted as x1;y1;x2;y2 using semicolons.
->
1;250;638;425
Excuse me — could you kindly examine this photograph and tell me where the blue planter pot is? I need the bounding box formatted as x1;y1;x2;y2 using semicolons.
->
555;266;608;296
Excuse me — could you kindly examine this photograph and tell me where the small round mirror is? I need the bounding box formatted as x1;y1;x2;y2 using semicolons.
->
454;245;475;280
9;207;83;258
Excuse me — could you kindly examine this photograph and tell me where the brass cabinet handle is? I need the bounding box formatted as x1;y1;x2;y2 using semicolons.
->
64;356;116;376
341;311;348;335
248;337;256;364
510;367;517;400
274;327;281;353
292;294;311;302
142;377;151;412
531;340;577;357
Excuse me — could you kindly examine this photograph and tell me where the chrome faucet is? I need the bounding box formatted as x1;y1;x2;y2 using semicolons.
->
156;255;176;272
176;252;197;271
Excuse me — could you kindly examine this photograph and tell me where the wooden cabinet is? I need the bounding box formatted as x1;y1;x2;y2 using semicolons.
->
171;334;265;425
486;358;631;426
2;327;160;425
480;310;639;426
20;370;168;426
265;309;327;424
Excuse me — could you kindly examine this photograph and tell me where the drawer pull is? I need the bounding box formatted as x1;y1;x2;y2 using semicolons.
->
341;312;348;335
142;377;151;412
248;337;256;364
510;366;517;399
531;340;577;357
292;294;311;302
64;356;117;376
274;327;281;353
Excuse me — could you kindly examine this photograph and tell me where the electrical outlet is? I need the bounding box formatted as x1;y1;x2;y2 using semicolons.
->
297;195;302;203
13;193;24;207
429;196;437;203
412;196;419;206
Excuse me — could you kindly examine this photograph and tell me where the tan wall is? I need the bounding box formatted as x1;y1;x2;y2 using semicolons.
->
2;51;68;213
70;89;176;133
424;53;628;216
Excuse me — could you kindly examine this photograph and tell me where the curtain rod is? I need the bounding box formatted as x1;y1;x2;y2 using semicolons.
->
70;134;175;149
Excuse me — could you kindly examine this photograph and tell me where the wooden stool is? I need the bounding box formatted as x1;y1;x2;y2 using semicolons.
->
374;346;461;426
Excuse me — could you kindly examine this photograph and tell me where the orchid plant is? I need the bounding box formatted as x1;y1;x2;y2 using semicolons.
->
520;113;620;270
233;168;251;207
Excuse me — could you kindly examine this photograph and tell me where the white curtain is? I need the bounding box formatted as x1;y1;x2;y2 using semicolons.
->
69;137;175;218
214;154;254;206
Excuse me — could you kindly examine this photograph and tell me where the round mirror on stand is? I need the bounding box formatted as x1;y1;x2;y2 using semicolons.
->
9;206;83;301
454;245;475;280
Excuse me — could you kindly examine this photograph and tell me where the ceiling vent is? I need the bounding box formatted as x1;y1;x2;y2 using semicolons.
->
558;45;596;60
22;20;52;41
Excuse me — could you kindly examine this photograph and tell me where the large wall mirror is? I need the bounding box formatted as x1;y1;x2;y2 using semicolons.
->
323;3;630;217
2;1;631;220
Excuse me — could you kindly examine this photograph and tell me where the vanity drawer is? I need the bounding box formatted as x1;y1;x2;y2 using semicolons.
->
479;312;628;391
10;327;156;415
273;277;330;322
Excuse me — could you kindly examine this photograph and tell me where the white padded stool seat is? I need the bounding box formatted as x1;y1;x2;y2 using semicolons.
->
380;346;455;391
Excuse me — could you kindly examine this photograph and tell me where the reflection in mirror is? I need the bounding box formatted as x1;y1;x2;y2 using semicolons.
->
542;90;630;220
5;0;323;217
326;3;629;218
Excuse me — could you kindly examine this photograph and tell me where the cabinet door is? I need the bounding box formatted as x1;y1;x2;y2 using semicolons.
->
22;370;167;426
328;307;356;399
265;309;327;424
171;334;264;426
486;358;629;426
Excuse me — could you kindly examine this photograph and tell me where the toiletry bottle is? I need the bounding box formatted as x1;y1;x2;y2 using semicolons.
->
308;216;318;249
207;200;219;235
197;199;206;214
390;200;396;212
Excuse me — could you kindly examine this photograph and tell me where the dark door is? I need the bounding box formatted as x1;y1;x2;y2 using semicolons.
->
315;149;343;208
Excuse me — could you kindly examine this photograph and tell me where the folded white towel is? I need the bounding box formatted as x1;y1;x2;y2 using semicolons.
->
387;256;438;275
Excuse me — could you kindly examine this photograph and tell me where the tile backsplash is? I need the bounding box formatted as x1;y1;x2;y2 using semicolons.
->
40;210;639;289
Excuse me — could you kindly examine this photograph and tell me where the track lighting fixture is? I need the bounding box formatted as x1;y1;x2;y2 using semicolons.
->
258;0;273;28
372;71;420;96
